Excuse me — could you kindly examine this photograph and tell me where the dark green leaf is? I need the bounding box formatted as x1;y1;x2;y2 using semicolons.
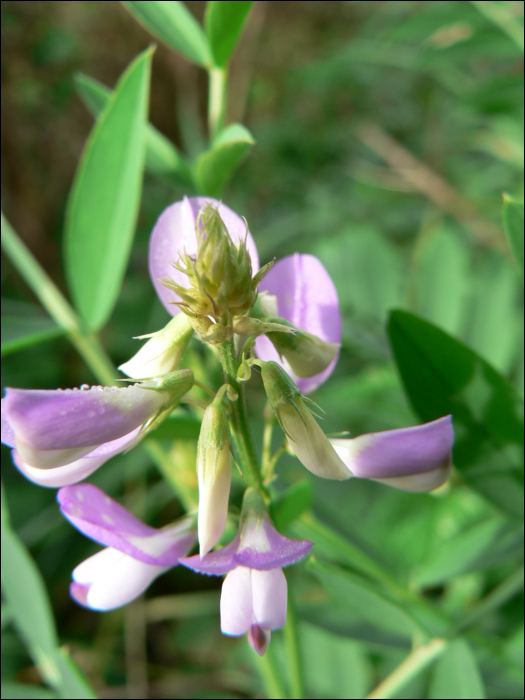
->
65;48;153;330
74;71;193;188
123;1;212;67
1;314;64;356
147;412;202;440
307;559;426;640
388;310;524;519
429;639;486;699
0;682;58;699
204;1;253;67
194;123;255;197
503;195;524;278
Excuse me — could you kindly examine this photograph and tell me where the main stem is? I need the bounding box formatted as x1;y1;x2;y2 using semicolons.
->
218;339;263;490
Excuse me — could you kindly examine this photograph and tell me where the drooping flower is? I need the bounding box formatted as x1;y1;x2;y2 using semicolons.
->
180;488;312;655
256;254;341;394
330;415;454;492
57;483;197;610
1;370;193;486
261;361;351;479
148;196;260;316
196;395;232;556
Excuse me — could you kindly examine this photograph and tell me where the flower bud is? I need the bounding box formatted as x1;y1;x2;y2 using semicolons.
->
232;317;294;338
260;362;350;480
266;324;340;378
197;397;232;555
119;315;194;379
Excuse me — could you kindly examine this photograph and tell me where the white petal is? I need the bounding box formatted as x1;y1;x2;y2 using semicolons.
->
371;460;452;493
198;443;231;556
252;568;287;630
220;566;254;635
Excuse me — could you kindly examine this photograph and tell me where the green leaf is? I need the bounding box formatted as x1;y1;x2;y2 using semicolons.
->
429;639;486;699
1;492;95;698
64;48;153;331
194;123;255;197
413;517;524;587
0;682;58;699
1;311;64;356
388;310;524;519
123;1;212;67
270;480;313;530
503;195;524;278
205;1;253;67
307;559;426;640
74;71;193;188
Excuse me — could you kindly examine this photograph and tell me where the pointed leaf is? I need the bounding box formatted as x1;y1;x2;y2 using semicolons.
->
194;123;254;197
388;310;524;519
1;314;63;356
503;195;524;278
205;1;254;67
429;639;486;699
74;72;193;188
123;1;212;67
65;48;152;330
307;559;426;640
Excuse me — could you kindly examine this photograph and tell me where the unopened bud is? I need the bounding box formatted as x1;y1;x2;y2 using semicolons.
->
267;325;340;378
197;397;232;555
260;362;350;480
233;317;294;338
119;315;194;379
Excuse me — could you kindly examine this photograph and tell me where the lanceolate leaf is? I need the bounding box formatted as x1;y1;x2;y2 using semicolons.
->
503;195;524;278
205;1;254;67
123;1;212;67
194;123;255;197
74;72;193;188
65;48;153;331
429;639;486;699
388;310;524;519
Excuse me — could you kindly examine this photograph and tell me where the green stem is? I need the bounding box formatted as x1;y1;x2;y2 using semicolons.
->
208;66;227;141
1;212;115;385
283;595;304;699
256;640;288;699
218;339;263;490
366;638;447;699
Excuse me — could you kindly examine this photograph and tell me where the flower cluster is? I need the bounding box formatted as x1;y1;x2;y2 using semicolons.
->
1;197;454;656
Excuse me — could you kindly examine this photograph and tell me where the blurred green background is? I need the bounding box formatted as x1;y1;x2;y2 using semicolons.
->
1;1;523;698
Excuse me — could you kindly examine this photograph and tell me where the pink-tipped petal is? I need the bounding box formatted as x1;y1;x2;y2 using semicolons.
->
149;197;259;315
248;624;271;656
220;566;254;635
235;515;313;570
372;457;452;493
331;416;454;479
58;483;195;566
252;568;287;630
72;548;169;611
256;254;341;393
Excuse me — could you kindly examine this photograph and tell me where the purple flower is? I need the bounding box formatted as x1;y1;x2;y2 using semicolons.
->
57;483;197;610
180;493;312;655
256;254;341;394
330;416;454;492
149;196;260;316
1;370;193;486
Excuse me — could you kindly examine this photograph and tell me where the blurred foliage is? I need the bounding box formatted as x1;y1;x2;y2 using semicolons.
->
1;1;523;698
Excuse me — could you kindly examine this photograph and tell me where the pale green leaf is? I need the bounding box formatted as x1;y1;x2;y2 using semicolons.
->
503;195;524;278
205;1;254;67
74;71;193;188
65;48;152;330
194;123;255;197
123;1;212;66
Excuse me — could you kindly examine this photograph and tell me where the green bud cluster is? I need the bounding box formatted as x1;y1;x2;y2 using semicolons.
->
163;204;273;343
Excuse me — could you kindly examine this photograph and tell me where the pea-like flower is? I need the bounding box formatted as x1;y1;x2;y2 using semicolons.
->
58;483;197;610
180;488;312;656
1;370;193;486
330;415;454;492
256;253;341;394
